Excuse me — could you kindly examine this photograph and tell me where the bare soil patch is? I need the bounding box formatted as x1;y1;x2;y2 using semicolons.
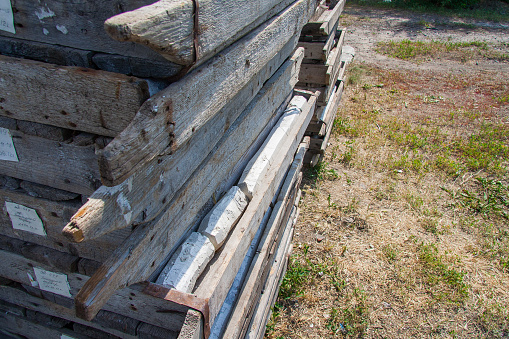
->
267;4;509;338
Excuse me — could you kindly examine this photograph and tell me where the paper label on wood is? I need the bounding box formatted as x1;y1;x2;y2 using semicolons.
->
0;127;19;162
0;0;15;34
33;267;72;298
5;202;46;236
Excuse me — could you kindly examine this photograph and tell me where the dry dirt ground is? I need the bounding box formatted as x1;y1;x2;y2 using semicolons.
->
266;4;509;339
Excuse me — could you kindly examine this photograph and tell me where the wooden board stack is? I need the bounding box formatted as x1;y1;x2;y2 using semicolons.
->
0;0;323;338
295;0;349;165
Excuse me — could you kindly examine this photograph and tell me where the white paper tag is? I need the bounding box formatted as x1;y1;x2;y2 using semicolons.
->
0;127;19;162
33;267;72;298
5;202;46;236
0;0;15;34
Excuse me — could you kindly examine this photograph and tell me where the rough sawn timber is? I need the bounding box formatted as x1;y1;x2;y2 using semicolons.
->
104;0;300;66
98;0;315;186
0;0;175;63
72;50;305;323
0;55;150;137
192;92;317;331
0;129;100;195
0;189;129;262
61;40;300;243
0;249;191;331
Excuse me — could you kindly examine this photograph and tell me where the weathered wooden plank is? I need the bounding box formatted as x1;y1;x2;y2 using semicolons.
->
207;207;272;338
0;189;129;262
61;41;301;242
296;21;337;62
0;252;189;331
73;51;308;322
98;0;315;185
222;143;304;339
298;32;343;86
300;0;345;36
193;93;317;328
245;211;295;339
0;311;91;339
0;0;174;62
105;0;300;66
0;36;182;79
0;55;150;137
0;128;100;195
0;36;93;68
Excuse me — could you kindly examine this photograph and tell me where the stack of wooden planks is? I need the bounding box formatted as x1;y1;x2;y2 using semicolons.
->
296;0;348;165
0;0;324;338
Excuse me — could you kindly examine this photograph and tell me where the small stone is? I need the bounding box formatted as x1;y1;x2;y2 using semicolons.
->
316;234;325;242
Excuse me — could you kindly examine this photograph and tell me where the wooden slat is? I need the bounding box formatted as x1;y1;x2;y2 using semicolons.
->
61;41;302;243
0;36;182;79
104;0;300;66
221;144;305;339
0;0;172;62
297;20;338;62
0;129;100;195
245;209;296;339
72;50;307;322
300;0;345;36
0;189;129;262
98;0;315;185
0;55;150;137
0;251;190;331
193;93;317;329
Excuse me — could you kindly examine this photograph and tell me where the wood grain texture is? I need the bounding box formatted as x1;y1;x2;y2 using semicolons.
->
0;0;172;62
193;92;317;328
0;251;189;331
222;144;304;339
61;40;301;243
98;0;315;185
73;50;306;322
0;129;100;195
0;36;182;79
104;0;300;66
0;189;130;262
0;55;150;137
245;209;295;339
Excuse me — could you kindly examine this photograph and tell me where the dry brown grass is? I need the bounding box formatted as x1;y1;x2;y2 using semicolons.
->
266;57;509;338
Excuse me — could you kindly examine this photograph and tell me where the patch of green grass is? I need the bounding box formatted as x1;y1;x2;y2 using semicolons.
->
452;124;509;173
326;288;370;336
278;256;313;301
376;40;507;62
306;161;340;182
382;243;399;261
418;243;470;303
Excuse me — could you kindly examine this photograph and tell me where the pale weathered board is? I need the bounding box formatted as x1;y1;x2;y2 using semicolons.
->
245;210;295;339
104;0;299;66
0;55;150;137
296;20;337;62
72;50;308;322
61;42;302;243
193;93;317;328
98;0;315;185
0;188;130;262
298;29;344;85
222;144;305;339
0;251;190;331
300;0;345;36
0;129;100;195
0;0;175;62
